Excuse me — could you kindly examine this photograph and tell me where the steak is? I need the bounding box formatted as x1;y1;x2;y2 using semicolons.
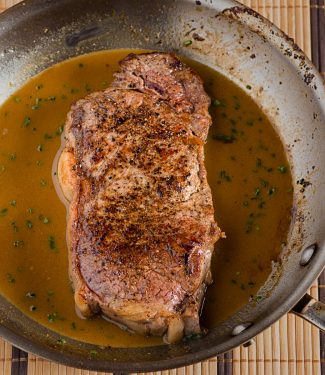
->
58;52;222;343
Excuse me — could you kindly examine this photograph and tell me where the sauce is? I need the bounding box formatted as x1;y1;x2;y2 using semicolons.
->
0;49;292;347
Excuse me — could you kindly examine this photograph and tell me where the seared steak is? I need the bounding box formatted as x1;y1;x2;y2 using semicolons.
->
58;52;222;343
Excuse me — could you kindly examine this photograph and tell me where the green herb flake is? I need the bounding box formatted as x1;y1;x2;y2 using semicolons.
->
29;305;37;311
212;134;235;143
13;96;21;103
11;222;19;232
245;213;255;234
212;99;226;108
13;240;24;248
0;208;8;217
47;290;55;297
8;153;16;161
219;170;232;182
48;235;57;251
184;333;202;342
27;207;34;214
183;39;192;47
71;322;77;330
256;158;262;168
39;215;50;224
84;84;91;93
31;98;42;110
246;84;252;90
56;125;64;136
254;188;261;197
260;179;269;188
6;273;16;283
26;220;33;229
37;144;43;152
36;84;44;90
44;133;53;140
40;179;47;187
89;350;98;359
48;96;56;101
47;312;59;323
277;165;287;174
254;295;263;303
268;187;276;196
26;292;36;298
56;338;66;346
22;117;31;127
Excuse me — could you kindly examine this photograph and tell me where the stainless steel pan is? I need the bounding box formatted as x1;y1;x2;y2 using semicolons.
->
0;0;325;372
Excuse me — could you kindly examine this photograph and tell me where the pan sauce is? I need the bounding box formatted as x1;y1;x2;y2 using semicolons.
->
0;49;292;347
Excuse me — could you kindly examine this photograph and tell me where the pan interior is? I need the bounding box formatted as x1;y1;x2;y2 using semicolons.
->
0;48;293;348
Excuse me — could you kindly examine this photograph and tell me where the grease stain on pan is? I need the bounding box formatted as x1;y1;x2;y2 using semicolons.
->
220;5;322;92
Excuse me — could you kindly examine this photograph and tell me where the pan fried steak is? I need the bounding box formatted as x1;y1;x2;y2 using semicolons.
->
58;52;222;343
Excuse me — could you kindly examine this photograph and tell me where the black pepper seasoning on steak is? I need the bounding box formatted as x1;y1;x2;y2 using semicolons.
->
58;52;223;343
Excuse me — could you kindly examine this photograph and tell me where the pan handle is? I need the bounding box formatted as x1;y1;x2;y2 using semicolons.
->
291;294;325;331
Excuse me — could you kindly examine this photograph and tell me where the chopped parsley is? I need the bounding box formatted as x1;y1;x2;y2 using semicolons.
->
26;220;33;229
13;240;24;248
0;208;8;217
56;125;64;135
89;350;98;358
7;273;16;283
39;215;50;224
11;222;19;232
219;170;232;182
212;134;235;143
22;117;31;127
212;99;226;108
56;338;66;345
47;312;62;323
277;165;287;174
26;292;36;298
48;235;57;251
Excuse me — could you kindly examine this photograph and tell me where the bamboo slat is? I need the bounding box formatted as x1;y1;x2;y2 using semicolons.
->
0;0;323;374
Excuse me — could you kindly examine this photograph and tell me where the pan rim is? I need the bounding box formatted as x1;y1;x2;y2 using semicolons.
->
0;0;324;371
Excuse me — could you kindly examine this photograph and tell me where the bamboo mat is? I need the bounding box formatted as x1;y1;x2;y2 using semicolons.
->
0;0;324;374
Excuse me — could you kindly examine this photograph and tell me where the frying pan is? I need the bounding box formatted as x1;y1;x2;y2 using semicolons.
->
0;0;325;372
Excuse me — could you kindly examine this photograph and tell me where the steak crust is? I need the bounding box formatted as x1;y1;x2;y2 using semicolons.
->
58;52;222;343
